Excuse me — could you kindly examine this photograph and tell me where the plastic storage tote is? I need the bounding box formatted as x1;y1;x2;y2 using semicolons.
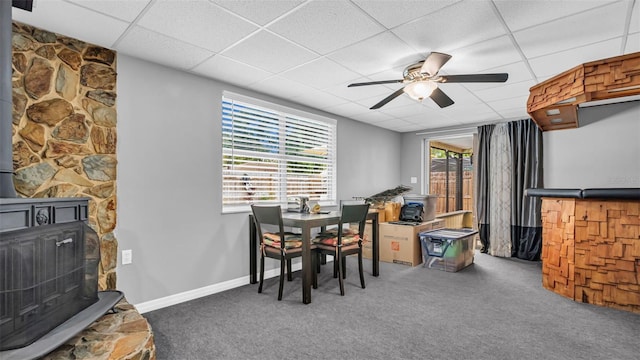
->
419;228;478;272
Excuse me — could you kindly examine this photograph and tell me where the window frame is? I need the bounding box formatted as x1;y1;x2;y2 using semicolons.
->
222;91;337;214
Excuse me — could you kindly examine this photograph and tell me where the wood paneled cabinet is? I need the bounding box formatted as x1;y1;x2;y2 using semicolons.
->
0;198;89;232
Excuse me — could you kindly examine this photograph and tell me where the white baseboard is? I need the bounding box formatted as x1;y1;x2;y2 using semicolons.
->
135;261;306;314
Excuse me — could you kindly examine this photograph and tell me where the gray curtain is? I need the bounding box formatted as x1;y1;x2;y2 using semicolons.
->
475;119;543;260
508;119;543;260
475;124;494;253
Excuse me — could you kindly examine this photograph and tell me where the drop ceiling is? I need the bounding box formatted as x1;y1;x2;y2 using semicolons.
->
12;0;640;133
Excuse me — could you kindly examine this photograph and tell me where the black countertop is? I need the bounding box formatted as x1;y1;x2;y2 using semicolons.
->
525;188;640;200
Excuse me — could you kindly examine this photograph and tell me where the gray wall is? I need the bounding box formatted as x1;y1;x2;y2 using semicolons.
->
399;130;424;193
543;101;640;188
115;54;638;307
115;55;402;305
399;101;640;198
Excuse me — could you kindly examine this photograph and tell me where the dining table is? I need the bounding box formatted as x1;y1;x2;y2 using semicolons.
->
248;210;380;304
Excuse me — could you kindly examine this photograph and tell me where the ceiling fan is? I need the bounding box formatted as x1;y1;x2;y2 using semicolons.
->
348;52;509;109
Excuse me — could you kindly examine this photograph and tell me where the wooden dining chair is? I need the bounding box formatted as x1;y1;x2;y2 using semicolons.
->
312;203;370;295
251;204;315;301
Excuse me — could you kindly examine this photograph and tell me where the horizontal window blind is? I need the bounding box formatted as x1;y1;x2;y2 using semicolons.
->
222;94;337;212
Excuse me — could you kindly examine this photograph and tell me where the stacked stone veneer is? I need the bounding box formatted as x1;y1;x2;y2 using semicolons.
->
11;21;117;290
541;198;640;313
10;22;155;358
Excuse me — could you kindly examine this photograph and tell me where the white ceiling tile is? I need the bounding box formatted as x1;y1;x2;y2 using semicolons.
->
66;0;152;22
475;80;536;102
406;114;457;130
191;55;273;87
290;89;350;111
625;33;640;53
280;58;361;90
382;95;425;109
327;32;418;75
379;103;430;118
352;0;461;29
458;111;504;124
513;1;629;58
464;62;534;92
403;111;450;124
372;119;413;131
396;123;429;132
221;30;317;73
354;69;410;93
268;1;385;54
210;0;305;25
379;117;411;127
251;76;318;102
497;108;531;120
442;36;522;73
529;38;622;80
324;102;371;118
137;0;258;52
487;95;529;112
324;79;396;102
436;102;496;119
630;1;640;33
356;91;418;110
494;0;618;31
392;1;505;53
116;26;214;70
351;111;395;124
13;0;129;48
433;83;481;105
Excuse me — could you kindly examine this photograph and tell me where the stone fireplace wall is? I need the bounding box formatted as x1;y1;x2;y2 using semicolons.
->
11;21;117;291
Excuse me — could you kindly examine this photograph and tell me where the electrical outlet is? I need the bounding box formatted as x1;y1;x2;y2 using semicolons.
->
122;249;132;265
410;177;417;184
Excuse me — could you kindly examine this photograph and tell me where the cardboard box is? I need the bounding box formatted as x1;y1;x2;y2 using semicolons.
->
352;208;388;260
369;208;385;223
379;219;444;266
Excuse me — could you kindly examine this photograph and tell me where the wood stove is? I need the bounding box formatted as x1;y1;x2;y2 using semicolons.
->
0;216;98;350
0;198;123;359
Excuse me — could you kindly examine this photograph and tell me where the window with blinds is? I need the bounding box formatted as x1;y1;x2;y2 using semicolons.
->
222;93;337;212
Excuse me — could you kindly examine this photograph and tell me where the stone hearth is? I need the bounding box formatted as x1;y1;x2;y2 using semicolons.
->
42;299;155;360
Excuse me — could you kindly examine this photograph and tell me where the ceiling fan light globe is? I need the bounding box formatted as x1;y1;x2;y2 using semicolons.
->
404;81;436;102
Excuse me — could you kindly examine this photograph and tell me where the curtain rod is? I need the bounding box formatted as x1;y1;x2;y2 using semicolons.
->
414;117;529;136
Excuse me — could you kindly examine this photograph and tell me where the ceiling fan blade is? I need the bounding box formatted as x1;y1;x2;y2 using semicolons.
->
370;88;406;109
430;87;455;108
348;79;403;87
438;73;509;83
420;52;452;76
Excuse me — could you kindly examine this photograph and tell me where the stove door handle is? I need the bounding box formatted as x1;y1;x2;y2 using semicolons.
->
56;238;73;247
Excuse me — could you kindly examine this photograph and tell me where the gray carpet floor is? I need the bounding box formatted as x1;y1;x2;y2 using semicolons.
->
144;252;640;360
